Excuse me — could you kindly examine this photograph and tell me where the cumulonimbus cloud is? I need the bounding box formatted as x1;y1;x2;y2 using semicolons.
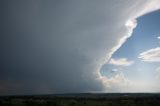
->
1;0;160;95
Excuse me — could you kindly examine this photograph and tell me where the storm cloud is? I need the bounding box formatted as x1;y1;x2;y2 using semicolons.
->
1;0;160;95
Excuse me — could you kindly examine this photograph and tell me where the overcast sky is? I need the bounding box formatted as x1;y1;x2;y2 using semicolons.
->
1;0;160;95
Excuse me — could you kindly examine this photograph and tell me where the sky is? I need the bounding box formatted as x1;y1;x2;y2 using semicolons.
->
1;0;160;95
100;10;160;92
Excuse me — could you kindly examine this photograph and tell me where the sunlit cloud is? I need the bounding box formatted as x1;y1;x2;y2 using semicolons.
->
109;58;134;66
125;19;137;29
139;47;160;62
100;72;131;92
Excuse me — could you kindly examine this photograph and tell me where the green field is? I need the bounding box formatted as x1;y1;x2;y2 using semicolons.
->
0;93;160;106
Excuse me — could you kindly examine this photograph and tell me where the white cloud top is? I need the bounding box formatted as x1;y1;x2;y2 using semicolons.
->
109;58;134;66
139;47;160;62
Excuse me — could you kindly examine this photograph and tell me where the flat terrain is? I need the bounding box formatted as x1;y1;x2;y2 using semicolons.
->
0;93;160;106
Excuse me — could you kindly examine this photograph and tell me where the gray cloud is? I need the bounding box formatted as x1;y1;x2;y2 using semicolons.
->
1;0;160;95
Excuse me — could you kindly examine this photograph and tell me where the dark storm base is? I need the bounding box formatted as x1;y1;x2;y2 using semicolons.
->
0;93;160;106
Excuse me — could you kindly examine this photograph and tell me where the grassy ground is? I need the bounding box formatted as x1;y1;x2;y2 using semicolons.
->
0;93;160;106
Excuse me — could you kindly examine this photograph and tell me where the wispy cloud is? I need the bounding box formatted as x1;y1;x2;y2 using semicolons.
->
139;47;160;62
157;36;160;40
109;58;134;66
